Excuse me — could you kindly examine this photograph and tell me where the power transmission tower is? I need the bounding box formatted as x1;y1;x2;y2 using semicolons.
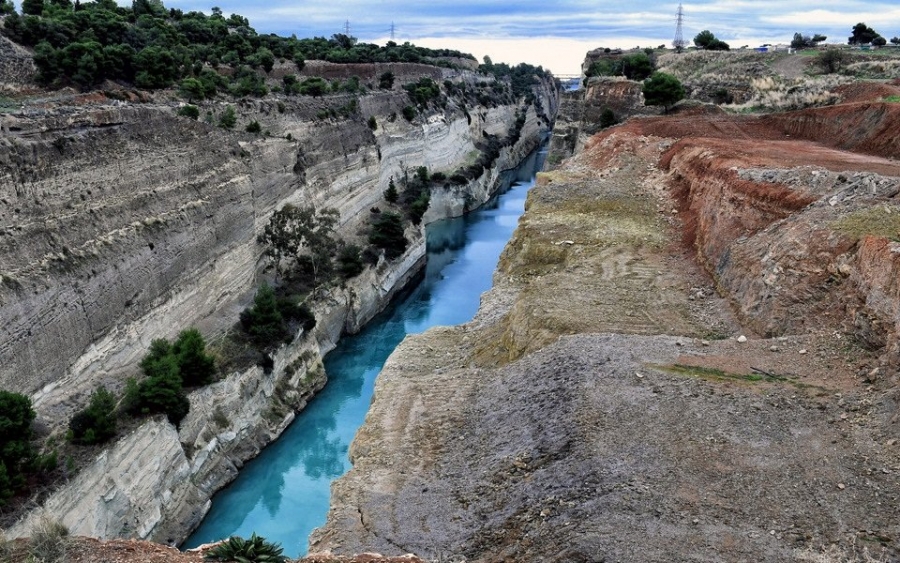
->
673;3;686;51
390;21;396;41
344;19;351;36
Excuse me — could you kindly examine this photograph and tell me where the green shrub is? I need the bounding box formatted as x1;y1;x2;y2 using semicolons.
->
401;105;416;121
205;533;286;563
383;177;399;203
125;355;190;425
245;120;262;134
0;390;35;505
368;212;407;259
241;282;291;350
599;108;617;128
177;104;200;120
68;386;117;445
337;244;364;279
367;115;377;130
219;106;237;129
172;328;217;387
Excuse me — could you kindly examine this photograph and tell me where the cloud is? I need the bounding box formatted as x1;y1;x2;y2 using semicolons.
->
113;0;900;74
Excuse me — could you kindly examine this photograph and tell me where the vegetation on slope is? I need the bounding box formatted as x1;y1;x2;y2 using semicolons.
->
0;0;474;91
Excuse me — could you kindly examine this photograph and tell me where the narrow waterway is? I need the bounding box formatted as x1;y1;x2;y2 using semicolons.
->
184;145;547;557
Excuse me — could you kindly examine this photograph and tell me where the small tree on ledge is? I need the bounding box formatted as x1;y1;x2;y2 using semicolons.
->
642;72;685;113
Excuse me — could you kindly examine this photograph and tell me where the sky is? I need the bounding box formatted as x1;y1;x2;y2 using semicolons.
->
123;1;900;75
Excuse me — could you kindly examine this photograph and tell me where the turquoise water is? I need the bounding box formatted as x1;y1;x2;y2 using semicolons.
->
184;146;546;557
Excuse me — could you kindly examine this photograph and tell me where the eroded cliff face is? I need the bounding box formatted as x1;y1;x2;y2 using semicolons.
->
312;101;900;561
1;66;557;543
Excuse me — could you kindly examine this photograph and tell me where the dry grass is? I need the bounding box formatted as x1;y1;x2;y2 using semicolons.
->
28;516;69;563
845;59;900;79
727;75;849;112
832;206;900;241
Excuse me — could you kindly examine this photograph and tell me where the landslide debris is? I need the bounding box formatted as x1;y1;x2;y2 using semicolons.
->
312;100;900;562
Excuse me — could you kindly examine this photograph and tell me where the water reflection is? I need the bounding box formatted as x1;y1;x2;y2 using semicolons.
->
183;146;547;557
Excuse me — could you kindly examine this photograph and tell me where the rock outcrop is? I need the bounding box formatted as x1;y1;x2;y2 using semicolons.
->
1;64;557;544
312;100;900;561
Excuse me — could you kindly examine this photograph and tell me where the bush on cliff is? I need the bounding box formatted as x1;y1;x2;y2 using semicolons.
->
124;329;215;425
68;386;117;445
0;390;36;505
239;283;316;351
368;212;407;259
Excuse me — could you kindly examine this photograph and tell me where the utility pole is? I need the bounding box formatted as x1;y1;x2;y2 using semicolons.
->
673;3;686;52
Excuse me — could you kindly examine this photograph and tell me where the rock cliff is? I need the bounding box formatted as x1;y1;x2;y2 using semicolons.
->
1;64;557;544
311;98;900;561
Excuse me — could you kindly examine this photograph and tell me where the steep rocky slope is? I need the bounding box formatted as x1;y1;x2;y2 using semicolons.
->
311;101;900;561
1;63;557;544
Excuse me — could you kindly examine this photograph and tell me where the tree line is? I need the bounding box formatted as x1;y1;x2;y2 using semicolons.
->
0;0;476;90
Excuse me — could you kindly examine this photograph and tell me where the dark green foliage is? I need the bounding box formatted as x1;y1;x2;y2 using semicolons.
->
368;212;407;259
172;328;216;387
791;32;826;49
818;49;847;74
178;77;204;101
891;37;900;46
21;0;43;15
849;22;881;45
478;60;550;101
230;65;268;97
245;120;262;134
297;77;328;96
367;115;377;130
126;329;215;424
383;177;398;203
205;532;287;563
872;36;887;47
68;386;117;445
0;0;15;15
258;204;339;283
240;283;288;347
336;244;364;279
599;108;617;128
125;355;190;425
239;283;315;349
219;106;236;129
177;104;199;119
401;105;416;121
642;72;685;112
620;53;654;80
404;77;440;106
0;390;35;505
693;30;729;50
378;70;394;89
408;192;430;225
133;45;179;89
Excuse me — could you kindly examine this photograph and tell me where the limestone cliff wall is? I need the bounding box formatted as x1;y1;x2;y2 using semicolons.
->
2;70;557;543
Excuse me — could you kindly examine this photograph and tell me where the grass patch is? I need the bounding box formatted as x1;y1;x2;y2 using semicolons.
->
662;363;789;384
883;95;900;103
832;206;900;241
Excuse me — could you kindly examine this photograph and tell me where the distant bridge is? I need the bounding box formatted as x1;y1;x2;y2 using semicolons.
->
555;74;581;80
